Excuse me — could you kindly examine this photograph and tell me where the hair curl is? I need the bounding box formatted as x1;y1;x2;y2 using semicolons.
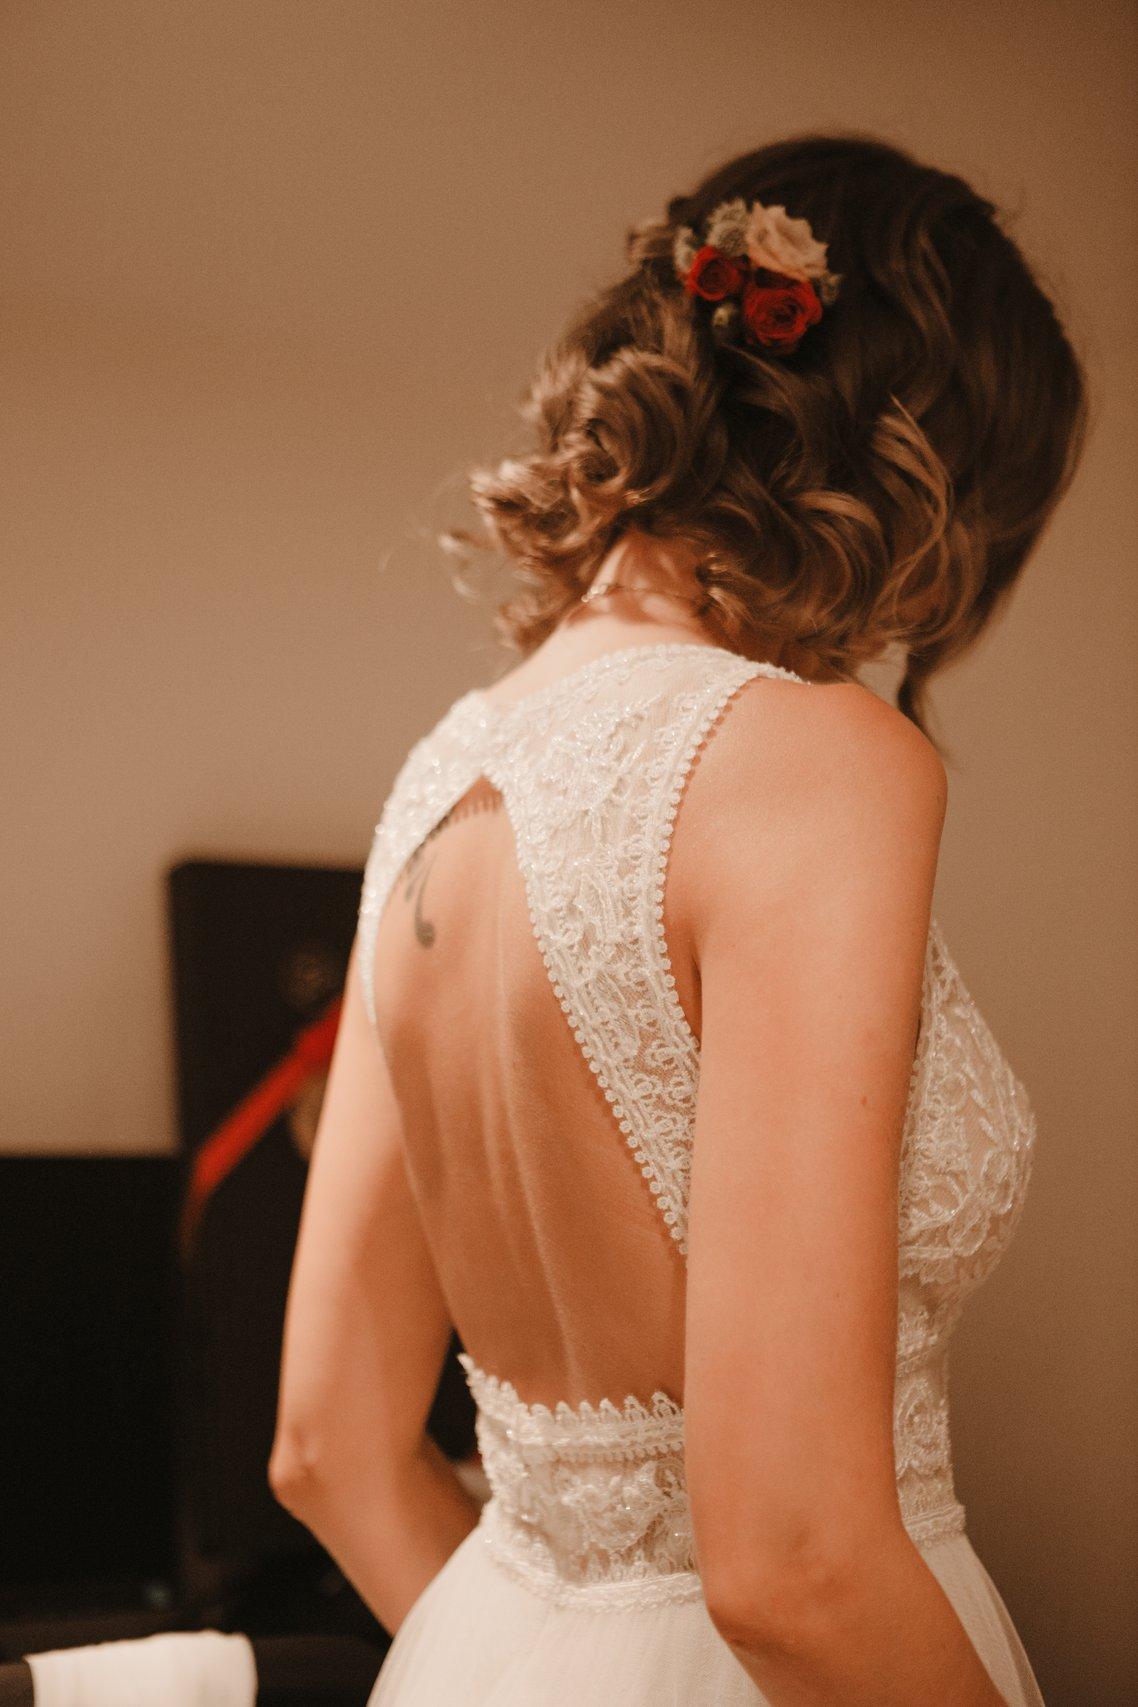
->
444;133;1087;745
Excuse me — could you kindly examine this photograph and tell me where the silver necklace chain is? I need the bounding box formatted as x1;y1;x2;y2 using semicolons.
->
578;576;849;685
579;581;710;608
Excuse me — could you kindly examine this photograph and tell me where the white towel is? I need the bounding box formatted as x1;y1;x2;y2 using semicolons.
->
25;1631;256;1707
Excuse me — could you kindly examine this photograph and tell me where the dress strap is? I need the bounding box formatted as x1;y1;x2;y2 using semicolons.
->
502;648;806;1256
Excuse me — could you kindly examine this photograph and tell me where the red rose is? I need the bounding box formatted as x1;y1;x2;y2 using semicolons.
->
685;245;746;301
740;271;823;351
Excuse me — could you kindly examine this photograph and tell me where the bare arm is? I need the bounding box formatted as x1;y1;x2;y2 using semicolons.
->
678;681;1007;1706
269;937;480;1634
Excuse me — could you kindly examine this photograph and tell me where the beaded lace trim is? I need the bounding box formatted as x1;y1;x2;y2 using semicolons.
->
456;1353;686;1445
357;641;1033;1609
458;1348;965;1609
457;1353;703;1609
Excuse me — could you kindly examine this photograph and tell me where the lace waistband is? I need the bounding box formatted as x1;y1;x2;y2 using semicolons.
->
458;1352;966;1611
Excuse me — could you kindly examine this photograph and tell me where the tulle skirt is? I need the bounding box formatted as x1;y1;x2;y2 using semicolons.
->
367;1521;1044;1706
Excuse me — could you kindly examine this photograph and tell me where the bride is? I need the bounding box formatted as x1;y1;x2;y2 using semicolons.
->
270;133;1084;1704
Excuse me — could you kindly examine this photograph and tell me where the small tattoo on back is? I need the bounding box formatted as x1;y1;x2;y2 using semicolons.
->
396;778;505;949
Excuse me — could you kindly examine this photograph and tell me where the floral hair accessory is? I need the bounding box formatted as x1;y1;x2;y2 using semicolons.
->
672;196;841;355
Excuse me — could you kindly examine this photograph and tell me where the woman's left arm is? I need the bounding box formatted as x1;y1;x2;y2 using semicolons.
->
269;935;481;1634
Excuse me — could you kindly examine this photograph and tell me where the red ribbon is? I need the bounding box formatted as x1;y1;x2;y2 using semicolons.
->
180;997;342;1255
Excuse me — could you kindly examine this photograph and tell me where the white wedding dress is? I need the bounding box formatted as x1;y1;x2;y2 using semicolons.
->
355;641;1046;1705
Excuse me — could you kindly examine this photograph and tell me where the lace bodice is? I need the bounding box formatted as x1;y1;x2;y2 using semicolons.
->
357;642;1037;1608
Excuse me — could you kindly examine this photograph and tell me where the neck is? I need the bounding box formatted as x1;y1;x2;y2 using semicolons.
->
590;532;707;601
568;532;717;644
561;531;854;685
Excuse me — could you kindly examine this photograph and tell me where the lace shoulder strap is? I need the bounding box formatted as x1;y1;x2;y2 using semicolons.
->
355;690;490;1028
500;645;808;1257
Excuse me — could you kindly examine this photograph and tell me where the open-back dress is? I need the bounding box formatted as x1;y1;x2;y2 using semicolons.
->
355;641;1045;1705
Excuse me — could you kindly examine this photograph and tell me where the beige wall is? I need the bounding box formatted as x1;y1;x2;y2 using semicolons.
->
2;1;1134;1696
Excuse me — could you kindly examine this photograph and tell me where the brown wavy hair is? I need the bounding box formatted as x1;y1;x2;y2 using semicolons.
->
445;133;1087;744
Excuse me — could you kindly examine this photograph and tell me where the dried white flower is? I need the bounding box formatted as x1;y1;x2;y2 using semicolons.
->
672;225;700;277
705;197;750;258
710;301;741;342
816;269;842;306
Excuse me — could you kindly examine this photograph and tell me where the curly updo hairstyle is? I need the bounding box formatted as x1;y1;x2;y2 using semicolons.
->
447;133;1086;742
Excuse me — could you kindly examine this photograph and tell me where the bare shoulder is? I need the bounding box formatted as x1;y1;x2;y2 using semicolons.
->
699;674;947;830
672;675;947;942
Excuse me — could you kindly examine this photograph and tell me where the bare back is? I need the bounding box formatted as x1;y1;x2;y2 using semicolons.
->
360;641;793;1410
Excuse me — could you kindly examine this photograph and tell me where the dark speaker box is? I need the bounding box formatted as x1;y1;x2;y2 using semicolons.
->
0;1155;179;1617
